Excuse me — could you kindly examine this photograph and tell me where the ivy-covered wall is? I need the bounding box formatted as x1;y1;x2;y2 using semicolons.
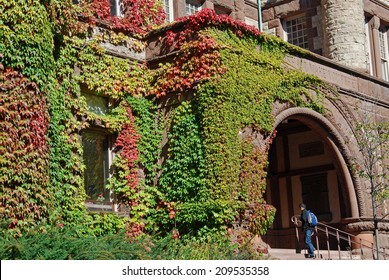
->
1;1;326;241
0;0;165;237
147;10;326;239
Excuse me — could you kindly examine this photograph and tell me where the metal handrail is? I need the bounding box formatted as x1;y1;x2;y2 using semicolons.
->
291;215;388;260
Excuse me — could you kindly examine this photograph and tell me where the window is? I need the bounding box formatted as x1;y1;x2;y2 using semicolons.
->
379;27;389;81
366;16;389;81
110;0;122;17
75;0;121;17
185;0;202;15
163;0;174;22
82;92;114;211
366;19;374;76
82;92;109;116
83;130;112;210
284;15;308;49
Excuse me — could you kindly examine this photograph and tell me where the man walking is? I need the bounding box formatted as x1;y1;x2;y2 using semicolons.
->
299;203;315;258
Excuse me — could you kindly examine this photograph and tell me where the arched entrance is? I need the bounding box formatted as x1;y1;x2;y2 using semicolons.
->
262;108;359;249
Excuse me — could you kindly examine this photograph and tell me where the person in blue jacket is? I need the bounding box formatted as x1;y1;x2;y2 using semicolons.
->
299;203;315;258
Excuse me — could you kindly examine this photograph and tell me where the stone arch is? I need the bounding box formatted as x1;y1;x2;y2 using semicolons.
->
271;107;362;218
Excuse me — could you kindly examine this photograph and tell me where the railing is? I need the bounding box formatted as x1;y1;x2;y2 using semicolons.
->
291;215;388;260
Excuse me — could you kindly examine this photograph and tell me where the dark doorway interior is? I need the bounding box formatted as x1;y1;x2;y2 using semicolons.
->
263;118;346;249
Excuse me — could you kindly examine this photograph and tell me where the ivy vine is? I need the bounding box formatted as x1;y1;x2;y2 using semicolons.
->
1;2;329;243
153;9;326;238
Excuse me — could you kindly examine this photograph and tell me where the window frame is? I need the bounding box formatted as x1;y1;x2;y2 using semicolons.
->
82;128;116;212
366;16;389;81
81;91;117;212
366;19;374;76
282;14;309;50
163;0;174;22
378;26;389;81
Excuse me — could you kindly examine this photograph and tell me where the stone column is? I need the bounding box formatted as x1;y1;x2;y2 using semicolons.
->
321;0;367;71
368;16;382;78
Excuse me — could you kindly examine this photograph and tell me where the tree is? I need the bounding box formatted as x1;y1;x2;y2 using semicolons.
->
353;104;389;259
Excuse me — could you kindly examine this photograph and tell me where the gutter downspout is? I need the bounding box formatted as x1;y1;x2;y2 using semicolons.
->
257;0;263;32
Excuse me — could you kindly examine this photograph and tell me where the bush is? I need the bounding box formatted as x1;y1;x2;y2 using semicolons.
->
0;227;262;260
150;235;239;260
0;227;152;260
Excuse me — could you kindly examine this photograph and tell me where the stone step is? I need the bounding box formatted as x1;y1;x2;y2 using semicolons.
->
265;248;366;260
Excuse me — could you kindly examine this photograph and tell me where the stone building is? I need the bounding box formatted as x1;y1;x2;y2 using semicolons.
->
156;0;389;252
2;0;389;260
74;0;389;254
165;0;388;80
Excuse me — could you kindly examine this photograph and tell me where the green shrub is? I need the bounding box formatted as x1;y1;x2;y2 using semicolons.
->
0;227;151;260
150;235;259;260
0;227;262;260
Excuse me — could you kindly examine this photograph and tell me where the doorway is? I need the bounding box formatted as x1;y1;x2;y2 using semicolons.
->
262;118;347;248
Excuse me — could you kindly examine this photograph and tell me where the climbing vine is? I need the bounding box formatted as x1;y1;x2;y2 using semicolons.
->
0;0;163;237
152;9;326;238
109;107;140;206
0;64;51;237
154;101;210;236
0;0;55;87
1;0;328;244
149;34;226;97
80;0;165;35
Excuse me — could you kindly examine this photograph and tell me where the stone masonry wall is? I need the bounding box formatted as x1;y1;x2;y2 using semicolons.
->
259;0;323;54
321;0;368;71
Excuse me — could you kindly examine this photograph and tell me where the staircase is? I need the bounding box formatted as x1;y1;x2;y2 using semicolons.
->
265;216;389;260
266;248;364;260
266;248;308;260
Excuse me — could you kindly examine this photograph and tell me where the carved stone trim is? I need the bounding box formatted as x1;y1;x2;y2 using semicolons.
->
272;107;365;217
345;220;389;232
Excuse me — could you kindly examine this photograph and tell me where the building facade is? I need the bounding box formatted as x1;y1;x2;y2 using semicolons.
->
153;0;389;250
21;0;387;251
3;1;389;259
163;0;389;81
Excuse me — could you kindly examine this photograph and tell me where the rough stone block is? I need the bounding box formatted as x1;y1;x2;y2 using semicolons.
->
268;18;281;29
262;8;275;22
274;0;301;17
